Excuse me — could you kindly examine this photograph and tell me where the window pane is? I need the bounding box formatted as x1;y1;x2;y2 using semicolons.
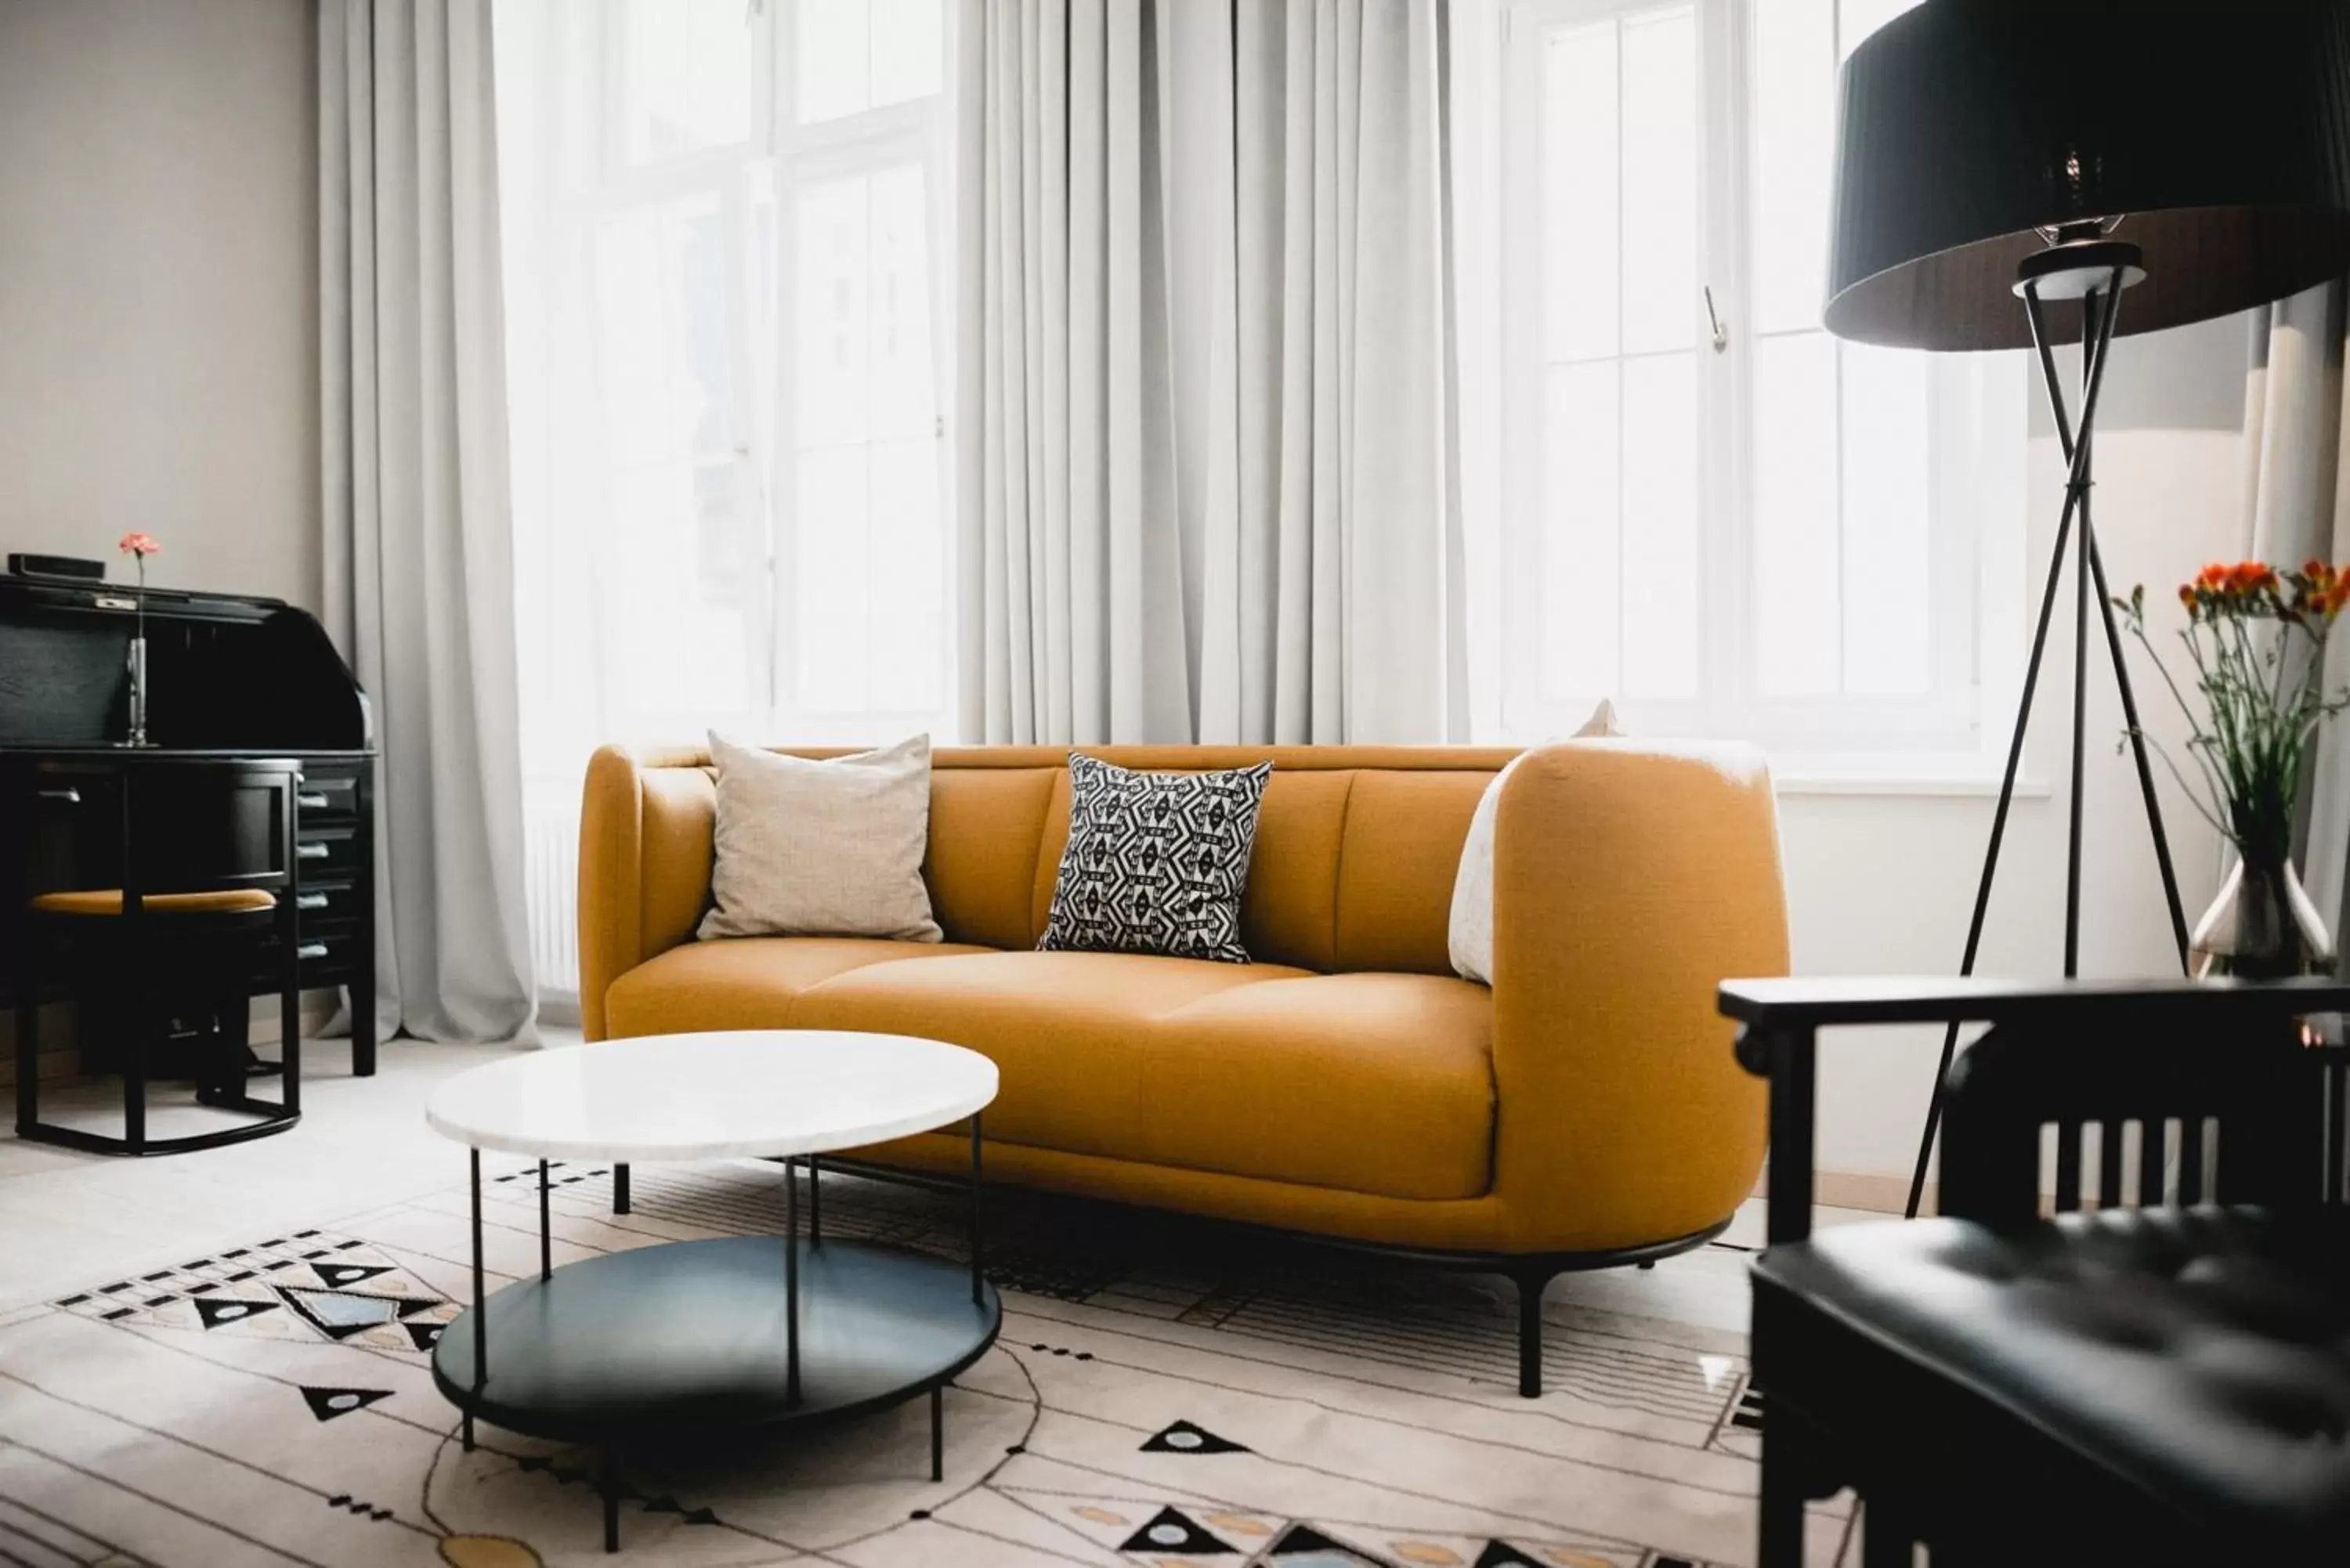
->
1753;0;1834;335
619;0;752;166
868;435;943;710
1754;333;1839;695
1841;344;1931;693
800;0;942;124
797;175;872;450
1542;363;1622;699
593;193;757;718
869;164;936;439
791;161;942;716
595;194;732;463
1542;20;1620;363
798;0;870;124
1619;7;1697;356
871;0;944;109
796;446;871;711
1622;352;1699;697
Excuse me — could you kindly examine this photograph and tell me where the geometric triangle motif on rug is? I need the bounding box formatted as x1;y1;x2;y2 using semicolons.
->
1117;1505;1237;1555
300;1386;394;1422
309;1262;393;1290
1140;1418;1249;1455
1468;1542;1548;1567
192;1296;280;1331
1264;1522;1392;1563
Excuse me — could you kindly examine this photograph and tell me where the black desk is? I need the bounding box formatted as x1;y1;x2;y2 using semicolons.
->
0;572;378;1074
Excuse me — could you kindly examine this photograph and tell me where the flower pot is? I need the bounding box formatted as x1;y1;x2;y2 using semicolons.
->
2190;855;2337;978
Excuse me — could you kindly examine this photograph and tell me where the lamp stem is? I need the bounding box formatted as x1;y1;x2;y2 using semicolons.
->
1902;270;2128;1220
2066;297;2095;978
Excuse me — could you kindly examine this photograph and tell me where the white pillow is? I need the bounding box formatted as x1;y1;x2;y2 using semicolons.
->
699;732;942;943
1447;701;1622;985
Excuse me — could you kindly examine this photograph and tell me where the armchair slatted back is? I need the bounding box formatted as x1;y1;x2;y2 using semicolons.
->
1938;1017;2320;1227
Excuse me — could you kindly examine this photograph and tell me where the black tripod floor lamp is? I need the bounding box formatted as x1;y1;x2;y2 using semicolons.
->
1816;0;2350;1218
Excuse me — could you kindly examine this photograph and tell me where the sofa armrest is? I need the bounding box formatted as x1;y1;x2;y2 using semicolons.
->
1488;739;1789;1252
578;745;646;1041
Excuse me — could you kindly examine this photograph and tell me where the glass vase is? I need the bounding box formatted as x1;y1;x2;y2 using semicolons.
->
2189;854;2337;978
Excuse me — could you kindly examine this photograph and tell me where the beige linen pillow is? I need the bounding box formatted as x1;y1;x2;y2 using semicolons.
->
698;732;942;943
1447;701;1622;985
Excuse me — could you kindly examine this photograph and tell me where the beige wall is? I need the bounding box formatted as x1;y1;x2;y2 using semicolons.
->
0;0;319;612
0;0;322;1075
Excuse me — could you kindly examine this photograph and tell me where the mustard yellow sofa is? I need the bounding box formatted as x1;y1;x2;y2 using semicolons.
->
579;740;1788;1394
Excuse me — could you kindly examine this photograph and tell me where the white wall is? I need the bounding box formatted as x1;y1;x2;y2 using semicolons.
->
1791;313;2254;1192
0;0;319;612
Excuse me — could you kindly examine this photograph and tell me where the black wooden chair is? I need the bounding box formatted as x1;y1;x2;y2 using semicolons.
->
1723;977;2350;1567
13;756;305;1154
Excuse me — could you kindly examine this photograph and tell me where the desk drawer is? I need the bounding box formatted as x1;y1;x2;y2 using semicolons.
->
294;770;363;824
288;880;366;925
293;823;362;876
251;920;365;987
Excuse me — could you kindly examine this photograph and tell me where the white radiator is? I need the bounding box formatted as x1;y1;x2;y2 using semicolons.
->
525;788;581;1003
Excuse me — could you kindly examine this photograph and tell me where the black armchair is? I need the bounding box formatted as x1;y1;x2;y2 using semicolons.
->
1724;976;2350;1566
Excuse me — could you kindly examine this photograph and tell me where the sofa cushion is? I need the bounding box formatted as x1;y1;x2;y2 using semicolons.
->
602;937;993;1038
1144;970;1495;1200
792;950;1494;1201
790;951;1300;1162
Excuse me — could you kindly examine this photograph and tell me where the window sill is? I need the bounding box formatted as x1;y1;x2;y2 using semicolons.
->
1770;762;2053;800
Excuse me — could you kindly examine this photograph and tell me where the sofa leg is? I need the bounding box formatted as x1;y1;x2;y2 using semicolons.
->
1759;1423;1807;1568
1514;1271;1552;1398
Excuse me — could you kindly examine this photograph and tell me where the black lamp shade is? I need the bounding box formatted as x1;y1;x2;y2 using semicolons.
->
1825;0;2350;351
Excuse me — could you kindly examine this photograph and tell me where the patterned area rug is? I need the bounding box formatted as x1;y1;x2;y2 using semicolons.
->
0;1159;1853;1567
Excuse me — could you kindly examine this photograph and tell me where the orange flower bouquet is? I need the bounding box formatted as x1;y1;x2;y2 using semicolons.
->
2117;560;2350;974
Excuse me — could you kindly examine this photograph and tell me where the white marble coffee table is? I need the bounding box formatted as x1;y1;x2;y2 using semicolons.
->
425;1031;1000;1553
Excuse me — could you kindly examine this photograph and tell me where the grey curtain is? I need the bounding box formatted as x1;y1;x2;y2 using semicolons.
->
320;0;537;1042
956;0;1464;746
956;0;1193;745
1193;0;1462;743
2240;280;2350;956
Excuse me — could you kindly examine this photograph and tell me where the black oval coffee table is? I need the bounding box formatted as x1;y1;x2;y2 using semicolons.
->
425;1031;1001;1552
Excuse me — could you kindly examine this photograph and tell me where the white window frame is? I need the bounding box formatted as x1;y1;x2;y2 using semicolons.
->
561;0;956;746
1496;0;2022;764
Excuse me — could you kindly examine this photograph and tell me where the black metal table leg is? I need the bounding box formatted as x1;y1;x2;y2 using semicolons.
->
613;1162;631;1216
931;1384;944;1481
466;1146;484;1451
785;1158;801;1407
808;1154;822;1243
970;1112;984;1305
539;1159;551;1281
601;1447;620;1553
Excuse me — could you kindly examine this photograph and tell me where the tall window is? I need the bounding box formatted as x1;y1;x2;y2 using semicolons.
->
497;0;952;998
1498;0;2022;757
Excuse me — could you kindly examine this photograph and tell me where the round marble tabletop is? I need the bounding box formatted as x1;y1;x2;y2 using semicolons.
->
424;1031;998;1163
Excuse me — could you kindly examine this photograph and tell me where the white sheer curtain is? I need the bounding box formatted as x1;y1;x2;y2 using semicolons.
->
320;0;537;1044
494;0;956;1003
956;0;1469;746
954;0;1193;744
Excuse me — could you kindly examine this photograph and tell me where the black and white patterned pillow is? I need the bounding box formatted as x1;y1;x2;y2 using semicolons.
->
1038;753;1273;963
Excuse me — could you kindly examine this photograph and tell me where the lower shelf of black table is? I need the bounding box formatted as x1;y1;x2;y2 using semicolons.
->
431;1236;1000;1446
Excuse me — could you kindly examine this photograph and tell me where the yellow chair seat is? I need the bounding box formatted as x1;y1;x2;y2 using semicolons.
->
30;887;277;917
